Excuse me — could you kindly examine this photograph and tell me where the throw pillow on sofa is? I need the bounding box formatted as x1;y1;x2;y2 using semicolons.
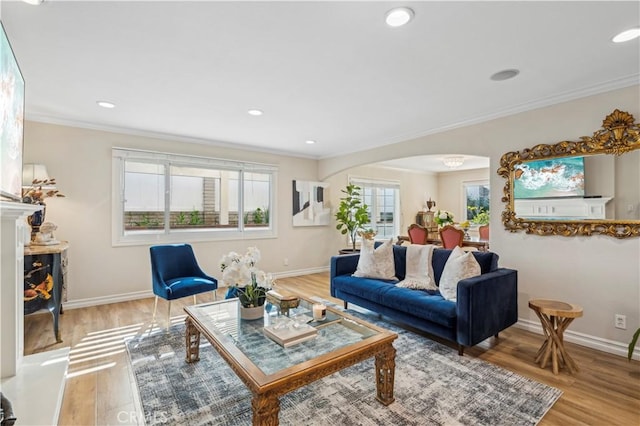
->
352;238;396;280
397;244;438;290
439;246;481;302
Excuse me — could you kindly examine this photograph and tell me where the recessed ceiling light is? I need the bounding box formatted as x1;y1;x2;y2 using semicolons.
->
247;109;263;116
612;28;640;43
385;7;414;27
21;0;45;5
490;69;520;81
305;140;316;145
96;101;115;108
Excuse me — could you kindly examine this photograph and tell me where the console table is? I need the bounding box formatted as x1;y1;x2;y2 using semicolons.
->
24;241;69;343
396;235;489;251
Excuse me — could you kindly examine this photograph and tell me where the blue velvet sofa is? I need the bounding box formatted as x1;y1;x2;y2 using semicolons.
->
330;245;518;355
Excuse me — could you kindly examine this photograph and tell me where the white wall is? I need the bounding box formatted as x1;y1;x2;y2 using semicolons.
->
437;168;489;222
23;122;332;304
319;85;640;352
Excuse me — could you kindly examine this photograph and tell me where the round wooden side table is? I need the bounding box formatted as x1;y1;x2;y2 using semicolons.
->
528;299;583;375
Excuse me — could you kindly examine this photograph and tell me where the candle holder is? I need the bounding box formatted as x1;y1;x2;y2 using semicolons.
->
312;303;326;321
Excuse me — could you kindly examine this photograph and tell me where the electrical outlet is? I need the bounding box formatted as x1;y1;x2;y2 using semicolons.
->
283;258;289;266
615;314;626;330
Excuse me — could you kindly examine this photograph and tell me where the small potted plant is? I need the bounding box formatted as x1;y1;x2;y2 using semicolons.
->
220;247;270;319
459;220;471;240
335;184;370;253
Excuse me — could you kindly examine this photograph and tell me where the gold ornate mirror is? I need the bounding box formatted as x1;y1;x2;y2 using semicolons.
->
498;109;640;238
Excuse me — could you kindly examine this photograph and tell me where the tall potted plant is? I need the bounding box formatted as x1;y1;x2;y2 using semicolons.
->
335;184;370;253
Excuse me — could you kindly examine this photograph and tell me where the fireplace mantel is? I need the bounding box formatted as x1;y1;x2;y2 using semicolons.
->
514;197;613;219
1;200;42;377
1;201;69;425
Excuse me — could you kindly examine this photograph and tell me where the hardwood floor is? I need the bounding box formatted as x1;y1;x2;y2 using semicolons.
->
24;272;640;425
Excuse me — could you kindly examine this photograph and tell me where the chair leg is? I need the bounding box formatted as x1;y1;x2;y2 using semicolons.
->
193;295;197;305
151;296;159;327
213;290;217;301
166;300;171;330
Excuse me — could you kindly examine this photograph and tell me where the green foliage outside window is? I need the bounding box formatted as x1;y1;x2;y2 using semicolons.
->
468;206;490;225
253;207;264;224
175;211;187;225
189;209;203;225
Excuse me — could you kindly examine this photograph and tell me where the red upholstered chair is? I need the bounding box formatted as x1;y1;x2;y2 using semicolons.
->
439;225;465;249
478;225;490;240
407;223;429;245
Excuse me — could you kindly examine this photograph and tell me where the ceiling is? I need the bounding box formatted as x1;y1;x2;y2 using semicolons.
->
2;1;639;164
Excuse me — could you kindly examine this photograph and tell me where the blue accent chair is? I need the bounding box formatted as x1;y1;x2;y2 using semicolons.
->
150;244;218;328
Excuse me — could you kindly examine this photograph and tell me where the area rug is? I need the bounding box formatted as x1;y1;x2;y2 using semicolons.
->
126;311;562;426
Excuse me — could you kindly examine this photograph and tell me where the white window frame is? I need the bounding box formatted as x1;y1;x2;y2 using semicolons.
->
112;148;278;246
350;176;401;242
462;179;490;224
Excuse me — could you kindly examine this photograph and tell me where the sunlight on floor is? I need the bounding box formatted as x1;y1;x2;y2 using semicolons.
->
65;315;192;378
66;362;117;378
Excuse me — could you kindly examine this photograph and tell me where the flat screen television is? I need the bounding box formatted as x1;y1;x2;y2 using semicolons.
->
513;155;585;199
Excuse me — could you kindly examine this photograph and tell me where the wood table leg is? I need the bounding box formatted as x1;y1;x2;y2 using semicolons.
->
252;392;279;426
534;310;579;374
529;299;582;375
375;345;396;406
185;317;200;363
534;310;553;369
555;317;578;373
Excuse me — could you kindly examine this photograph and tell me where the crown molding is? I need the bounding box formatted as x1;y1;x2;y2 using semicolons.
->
23;114;320;161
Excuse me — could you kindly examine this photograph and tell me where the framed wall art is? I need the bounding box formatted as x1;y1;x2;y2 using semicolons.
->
292;180;330;227
1;21;25;201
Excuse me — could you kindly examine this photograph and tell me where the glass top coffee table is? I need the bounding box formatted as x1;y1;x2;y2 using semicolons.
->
184;295;397;425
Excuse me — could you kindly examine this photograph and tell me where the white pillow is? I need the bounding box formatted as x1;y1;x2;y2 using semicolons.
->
397;244;437;290
352;238;396;280
439;246;481;302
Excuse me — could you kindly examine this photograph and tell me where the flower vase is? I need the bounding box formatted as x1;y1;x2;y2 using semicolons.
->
463;227;470;240
240;305;264;320
27;205;45;241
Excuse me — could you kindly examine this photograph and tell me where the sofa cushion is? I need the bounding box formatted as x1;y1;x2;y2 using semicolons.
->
332;275;457;328
397;244;437;290
439;247;481;302
432;249;498;284
333;275;398;306
382;285;457;328
353;238;396;280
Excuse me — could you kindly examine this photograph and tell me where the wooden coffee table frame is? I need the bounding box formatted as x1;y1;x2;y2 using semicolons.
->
184;300;397;426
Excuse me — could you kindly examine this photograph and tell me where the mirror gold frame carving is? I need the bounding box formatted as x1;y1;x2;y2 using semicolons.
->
498;109;640;238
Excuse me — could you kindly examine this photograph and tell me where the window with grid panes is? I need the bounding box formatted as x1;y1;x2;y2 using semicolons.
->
112;148;276;245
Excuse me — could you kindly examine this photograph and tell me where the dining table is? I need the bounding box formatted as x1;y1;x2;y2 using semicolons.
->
395;235;490;251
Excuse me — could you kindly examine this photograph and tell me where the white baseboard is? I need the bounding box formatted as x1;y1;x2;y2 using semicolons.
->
515;318;639;361
63;290;154;310
273;266;329;279
62;266;331;310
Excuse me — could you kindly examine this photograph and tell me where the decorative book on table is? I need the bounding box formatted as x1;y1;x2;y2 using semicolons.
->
263;323;318;347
